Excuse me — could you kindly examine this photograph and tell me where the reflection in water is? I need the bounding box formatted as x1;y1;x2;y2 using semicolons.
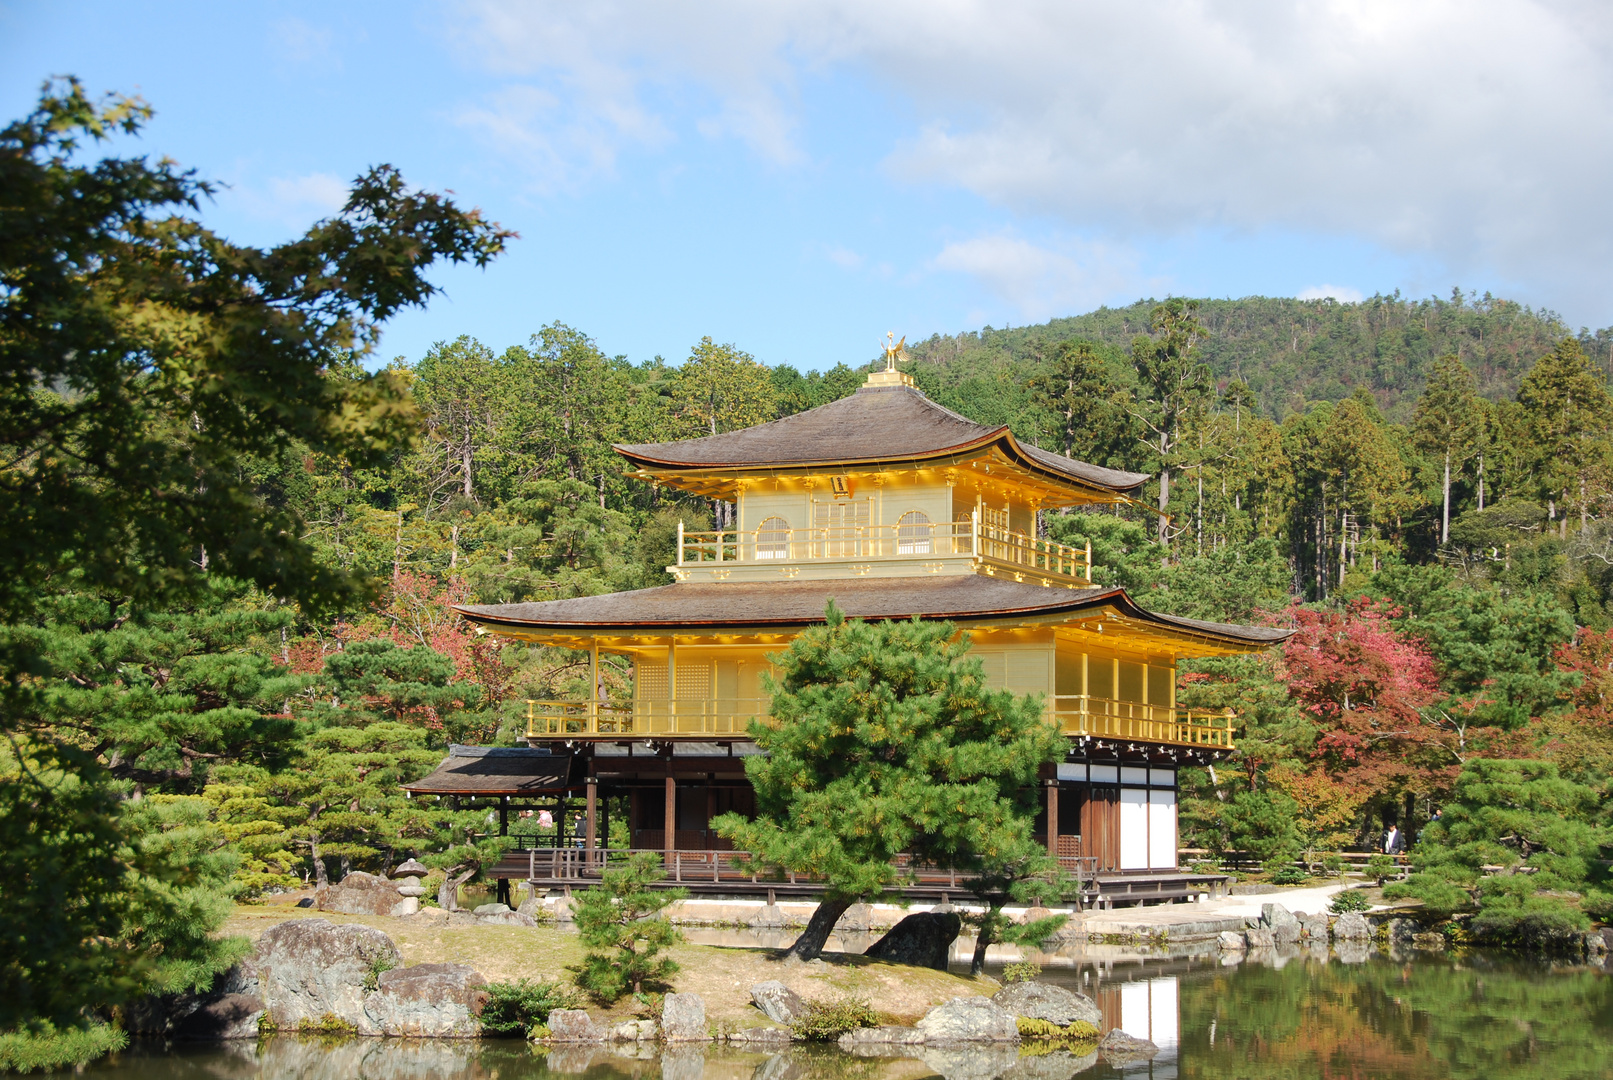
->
49;951;1613;1080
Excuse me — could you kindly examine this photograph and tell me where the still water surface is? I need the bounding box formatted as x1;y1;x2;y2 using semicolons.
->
50;949;1613;1080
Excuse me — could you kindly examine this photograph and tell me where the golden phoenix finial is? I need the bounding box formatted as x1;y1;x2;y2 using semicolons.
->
882;332;907;372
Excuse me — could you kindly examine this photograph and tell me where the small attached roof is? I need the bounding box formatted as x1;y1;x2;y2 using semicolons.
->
455;576;1292;653
615;381;1149;499
404;745;579;797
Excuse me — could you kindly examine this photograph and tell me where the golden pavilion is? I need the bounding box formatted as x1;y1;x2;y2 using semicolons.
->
441;353;1288;880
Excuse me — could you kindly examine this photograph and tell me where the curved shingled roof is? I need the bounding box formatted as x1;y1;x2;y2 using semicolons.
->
615;382;1149;495
454;576;1292;650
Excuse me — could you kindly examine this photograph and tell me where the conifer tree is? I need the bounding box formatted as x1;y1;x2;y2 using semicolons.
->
1516;338;1613;533
1412;354;1483;544
713;604;1063;960
572;853;686;1000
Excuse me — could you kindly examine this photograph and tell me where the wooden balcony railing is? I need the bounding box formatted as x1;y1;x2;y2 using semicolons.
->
525;695;1234;748
1049;696;1236;749
676;513;1092;586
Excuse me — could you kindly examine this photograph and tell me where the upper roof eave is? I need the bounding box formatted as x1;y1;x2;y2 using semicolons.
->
451;577;1292;652
611;383;1149;497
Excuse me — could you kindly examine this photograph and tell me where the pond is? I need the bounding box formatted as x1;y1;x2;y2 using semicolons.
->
46;949;1613;1080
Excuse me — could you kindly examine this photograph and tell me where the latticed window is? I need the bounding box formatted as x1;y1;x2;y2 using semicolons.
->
897;510;932;554
756;515;790;559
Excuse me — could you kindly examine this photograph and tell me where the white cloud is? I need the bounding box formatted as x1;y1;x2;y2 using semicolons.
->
221;172;350;229
823;245;863;270
273;17;336;66
447;1;1613;317
1297;284;1365;303
930;233;1149;322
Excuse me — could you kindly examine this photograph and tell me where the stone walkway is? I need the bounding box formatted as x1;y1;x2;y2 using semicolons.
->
1068;881;1351;940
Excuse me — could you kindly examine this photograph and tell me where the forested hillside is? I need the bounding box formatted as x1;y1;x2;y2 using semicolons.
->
907;291;1613;424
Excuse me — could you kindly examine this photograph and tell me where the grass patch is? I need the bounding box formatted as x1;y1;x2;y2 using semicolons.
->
294;1014;358;1036
0;1023;127;1074
1016;1016;1101;1053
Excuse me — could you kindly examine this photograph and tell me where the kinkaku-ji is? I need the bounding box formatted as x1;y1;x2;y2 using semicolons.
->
407;345;1292;907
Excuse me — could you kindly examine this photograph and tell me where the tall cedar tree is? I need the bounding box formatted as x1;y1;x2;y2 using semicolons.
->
1129;300;1212;546
1412;354;1482;544
1515;338;1613;531
713;604;1063;960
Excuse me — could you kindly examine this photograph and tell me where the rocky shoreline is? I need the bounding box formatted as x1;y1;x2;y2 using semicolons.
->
128;916;1160;1072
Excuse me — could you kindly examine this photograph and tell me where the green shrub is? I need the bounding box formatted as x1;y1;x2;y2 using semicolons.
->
1270;865;1307;886
1001;961;1042;984
1366;854;1396;885
0;1023;127;1074
1329;889;1370;914
789;998;879;1041
1320;854;1345;876
480;979;581;1037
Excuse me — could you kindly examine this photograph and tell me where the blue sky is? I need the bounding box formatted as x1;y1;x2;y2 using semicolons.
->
6;1;1610;371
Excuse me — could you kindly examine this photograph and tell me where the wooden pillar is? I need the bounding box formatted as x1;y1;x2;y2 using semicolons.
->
497;797;510;906
1046;780;1060;858
585;777;598;867
667;637;677;735
557;797;568;849
664;774;677;862
589;639;599;731
628;789;640;850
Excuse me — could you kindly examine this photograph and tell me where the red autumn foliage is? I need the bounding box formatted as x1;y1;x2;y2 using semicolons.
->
1554;625;1613;724
1279;598;1450;796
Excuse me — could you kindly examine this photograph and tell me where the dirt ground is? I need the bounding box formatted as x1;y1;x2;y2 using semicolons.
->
223;901;998;1030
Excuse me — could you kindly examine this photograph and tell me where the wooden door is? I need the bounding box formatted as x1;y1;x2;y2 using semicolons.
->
1080;785;1121;871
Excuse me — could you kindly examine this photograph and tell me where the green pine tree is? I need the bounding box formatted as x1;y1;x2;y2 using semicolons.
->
714;603;1063;961
572;853;686;1001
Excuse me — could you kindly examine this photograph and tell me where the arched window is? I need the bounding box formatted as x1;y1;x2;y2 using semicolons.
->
756;516;790;559
897;510;932;555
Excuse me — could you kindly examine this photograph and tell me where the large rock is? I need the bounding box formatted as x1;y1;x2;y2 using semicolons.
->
750;904;786;928
254;919;402;1035
661;991;709;1041
474;902;511;916
864;911;963;971
363;963;488;1037
916;997;1019;1043
750;981;808;1024
1218;930;1248;951
1097;1029;1158;1066
172;994;266;1040
991;982;1101;1029
731;1026;793;1045
478;910;539;927
1296;911;1329;940
611;1019;658;1042
319;871;410;917
1244;926;1276;948
1333;912;1372;940
1261;904;1302;945
838;903;874;932
547;1009;603;1042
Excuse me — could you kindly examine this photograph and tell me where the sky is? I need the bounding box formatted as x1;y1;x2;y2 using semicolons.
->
5;1;1612;372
